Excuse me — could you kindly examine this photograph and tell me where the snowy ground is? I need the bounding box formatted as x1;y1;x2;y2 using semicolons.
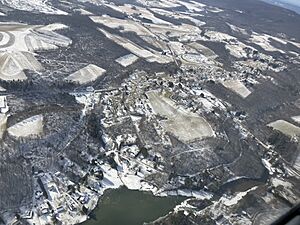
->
0;0;68;15
115;54;139;67
222;80;252;98
0;51;43;81
267;120;300;137
291;115;300;124
65;64;106;84
7;115;44;138
147;90;215;142
0;113;7;139
0;22;70;81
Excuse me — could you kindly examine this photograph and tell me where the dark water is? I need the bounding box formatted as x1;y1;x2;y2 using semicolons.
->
83;187;186;225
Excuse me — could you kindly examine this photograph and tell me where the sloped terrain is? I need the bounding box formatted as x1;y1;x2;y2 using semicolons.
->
0;0;299;225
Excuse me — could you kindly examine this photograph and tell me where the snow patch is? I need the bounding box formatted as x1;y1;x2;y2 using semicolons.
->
220;187;257;207
0;0;68;15
8;115;43;138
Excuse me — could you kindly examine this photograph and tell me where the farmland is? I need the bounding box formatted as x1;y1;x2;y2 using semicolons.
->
147;91;214;142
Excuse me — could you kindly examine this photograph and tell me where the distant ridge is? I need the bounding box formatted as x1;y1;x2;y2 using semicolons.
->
262;0;300;14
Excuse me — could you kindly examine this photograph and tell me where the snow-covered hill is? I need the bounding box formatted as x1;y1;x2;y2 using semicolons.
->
0;0;68;15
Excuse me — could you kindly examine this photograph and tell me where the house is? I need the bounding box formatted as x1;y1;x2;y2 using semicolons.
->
0;96;5;108
0;96;8;113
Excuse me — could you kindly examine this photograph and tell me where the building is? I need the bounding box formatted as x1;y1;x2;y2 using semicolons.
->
0;96;8;113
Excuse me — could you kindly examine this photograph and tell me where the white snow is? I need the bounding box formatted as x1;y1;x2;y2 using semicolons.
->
39;23;68;32
222;80;251;98
250;33;285;53
99;163;123;189
193;89;227;112
267;120;300;137
0;52;43;81
262;158;275;175
220;186;257;207
75;8;93;15
0;113;7;139
271;178;293;188
115;54;139;67
7;115;43;138
65;64;106;84
292;115;300;124
0;0;68;15
174;199;197;216
294;153;300;171
179;0;206;12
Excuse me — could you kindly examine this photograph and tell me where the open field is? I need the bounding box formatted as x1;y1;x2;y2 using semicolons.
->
0;114;7;139
179;0;206;12
0;23;38;52
181;53;215;65
38;23;68;31
145;23;201;39
147;91;214;142
0;0;299;224
75;8;93;15
65;64;106;84
0;0;68;15
249;32;285;53
267;120;300;137
187;42;217;58
0;23;71;52
222;80;251;98
90;16;155;37
105;3;172;25
115;54;139;67
98;28;172;64
25;30;71;51
0;51;43;81
203;30;257;59
227;23;248;35
0;22;71;81
292;115;300;124
169;41;217;65
7;115;43;138
135;0;182;8
150;7;206;26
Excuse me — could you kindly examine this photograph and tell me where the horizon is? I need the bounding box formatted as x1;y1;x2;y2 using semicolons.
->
263;0;300;14
277;0;300;7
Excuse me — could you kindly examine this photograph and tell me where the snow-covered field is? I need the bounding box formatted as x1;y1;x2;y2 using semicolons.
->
0;113;7;139
8;115;44;138
115;54;139;67
0;51;43;81
105;3;172;25
220;187;257;207
291;115;300;124
65;64;106;84
0;22;71;81
38;23;69;32
98;28;172;64
250;33;285;53
0;23;71;53
147;90;215;142
222;80;252;98
0;0;68;15
91;15;155;37
267;120;300;137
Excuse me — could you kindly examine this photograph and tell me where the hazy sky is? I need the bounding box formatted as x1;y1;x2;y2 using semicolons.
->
277;0;300;7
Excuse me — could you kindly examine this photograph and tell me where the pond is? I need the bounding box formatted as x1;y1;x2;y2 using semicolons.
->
83;187;186;225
